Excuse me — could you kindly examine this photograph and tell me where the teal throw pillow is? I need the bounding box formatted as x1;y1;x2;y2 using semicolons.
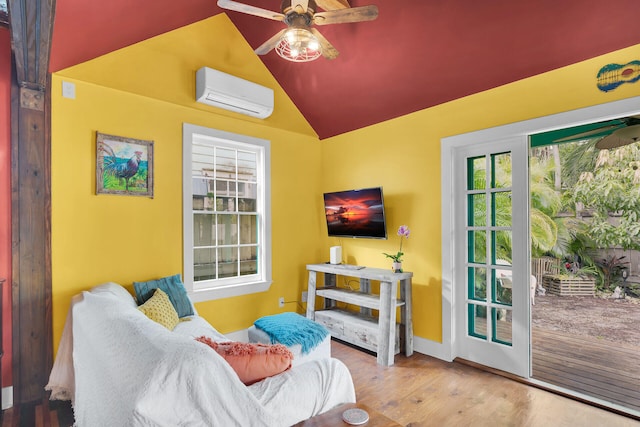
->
134;274;194;318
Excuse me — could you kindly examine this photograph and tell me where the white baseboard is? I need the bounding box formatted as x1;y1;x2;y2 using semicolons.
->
225;330;455;365
2;386;12;410
412;335;453;362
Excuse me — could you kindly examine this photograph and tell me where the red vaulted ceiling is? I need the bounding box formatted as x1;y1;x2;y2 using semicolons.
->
49;0;640;139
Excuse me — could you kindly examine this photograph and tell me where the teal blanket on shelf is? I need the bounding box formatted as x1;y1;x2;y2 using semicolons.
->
254;312;329;354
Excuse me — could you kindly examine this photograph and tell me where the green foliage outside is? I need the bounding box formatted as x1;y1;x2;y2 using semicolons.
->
483;141;640;292
533;142;640;291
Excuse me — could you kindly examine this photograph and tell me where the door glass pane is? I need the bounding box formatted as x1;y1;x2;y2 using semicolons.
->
467;157;486;190
492;152;511;188
468;267;487;300
493;230;512;263
468;230;487;263
467;193;486;226
492;191;512;226
492;308;512;345
494;268;512;305
468;304;487;339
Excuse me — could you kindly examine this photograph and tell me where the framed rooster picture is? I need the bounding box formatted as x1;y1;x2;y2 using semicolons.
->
96;132;154;197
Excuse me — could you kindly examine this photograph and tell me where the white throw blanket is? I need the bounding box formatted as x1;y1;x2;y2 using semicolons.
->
46;284;355;426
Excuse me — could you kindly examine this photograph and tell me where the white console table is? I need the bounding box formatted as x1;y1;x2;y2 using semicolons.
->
305;264;413;366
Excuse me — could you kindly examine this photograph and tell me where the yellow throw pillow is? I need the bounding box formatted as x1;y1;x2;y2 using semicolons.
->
138;288;180;331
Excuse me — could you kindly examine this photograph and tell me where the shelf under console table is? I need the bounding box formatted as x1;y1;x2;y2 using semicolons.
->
305;264;413;366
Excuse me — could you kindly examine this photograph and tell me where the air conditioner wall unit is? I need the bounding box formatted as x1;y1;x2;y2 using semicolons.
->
196;67;274;119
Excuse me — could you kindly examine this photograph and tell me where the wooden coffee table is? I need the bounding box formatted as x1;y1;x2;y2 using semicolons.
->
294;402;402;426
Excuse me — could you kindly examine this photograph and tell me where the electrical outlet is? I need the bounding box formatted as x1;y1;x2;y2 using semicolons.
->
279;297;285;307
302;291;308;302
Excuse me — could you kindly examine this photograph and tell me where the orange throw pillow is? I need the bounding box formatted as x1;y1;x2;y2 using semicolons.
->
196;337;293;385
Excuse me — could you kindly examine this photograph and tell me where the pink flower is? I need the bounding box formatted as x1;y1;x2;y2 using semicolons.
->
398;225;410;238
383;225;410;263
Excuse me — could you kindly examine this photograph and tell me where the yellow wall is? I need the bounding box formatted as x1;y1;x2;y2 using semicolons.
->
51;10;640;354
51;15;325;353
321;44;640;341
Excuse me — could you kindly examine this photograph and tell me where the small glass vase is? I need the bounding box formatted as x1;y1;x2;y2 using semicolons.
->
392;262;403;273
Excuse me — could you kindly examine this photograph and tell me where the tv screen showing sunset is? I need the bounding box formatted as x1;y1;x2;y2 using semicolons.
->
323;187;387;239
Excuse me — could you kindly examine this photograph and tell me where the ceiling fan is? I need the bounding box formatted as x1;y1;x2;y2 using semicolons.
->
217;0;379;62
553;115;640;149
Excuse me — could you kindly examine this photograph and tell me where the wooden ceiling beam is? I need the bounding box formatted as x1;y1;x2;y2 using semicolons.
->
8;0;55;90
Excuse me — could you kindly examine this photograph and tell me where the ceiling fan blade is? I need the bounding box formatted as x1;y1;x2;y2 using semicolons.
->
552;124;622;143
255;29;288;55
595;134;635;150
291;0;309;13
613;124;640;140
217;0;284;21
595;125;640;149
314;5;379;25
315;0;351;10
309;28;339;59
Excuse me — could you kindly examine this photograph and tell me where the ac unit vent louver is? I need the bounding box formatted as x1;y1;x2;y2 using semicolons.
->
195;67;274;119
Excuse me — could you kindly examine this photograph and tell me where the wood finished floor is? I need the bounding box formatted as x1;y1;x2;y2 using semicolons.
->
331;340;639;427
2;338;639;426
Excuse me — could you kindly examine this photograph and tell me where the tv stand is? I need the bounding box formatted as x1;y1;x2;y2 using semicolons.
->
305;264;413;366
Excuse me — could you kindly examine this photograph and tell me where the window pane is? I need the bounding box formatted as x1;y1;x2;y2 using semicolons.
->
217;214;238;245
216;180;237;198
218;248;238;278
216;147;236;178
194;248;216;281
237;151;257;182
241;247;258;276
193;213;215;246
238;194;256;213
216;195;236;212
192;144;215;177
240;215;258;244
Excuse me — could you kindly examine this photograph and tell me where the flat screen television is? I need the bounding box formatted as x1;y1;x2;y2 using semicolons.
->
323;187;388;239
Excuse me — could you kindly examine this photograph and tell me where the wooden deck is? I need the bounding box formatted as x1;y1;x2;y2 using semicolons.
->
532;327;640;414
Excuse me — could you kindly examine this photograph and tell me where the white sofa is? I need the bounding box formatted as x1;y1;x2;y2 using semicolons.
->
46;283;356;426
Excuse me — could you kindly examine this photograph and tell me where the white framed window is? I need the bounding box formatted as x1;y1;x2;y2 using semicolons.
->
183;123;272;302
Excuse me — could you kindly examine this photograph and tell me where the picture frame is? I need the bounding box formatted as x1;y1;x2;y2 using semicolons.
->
96;132;154;197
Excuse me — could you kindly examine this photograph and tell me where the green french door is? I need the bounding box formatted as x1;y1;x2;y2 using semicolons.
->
454;137;531;377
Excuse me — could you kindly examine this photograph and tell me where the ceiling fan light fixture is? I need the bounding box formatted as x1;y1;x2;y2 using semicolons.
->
276;28;322;62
